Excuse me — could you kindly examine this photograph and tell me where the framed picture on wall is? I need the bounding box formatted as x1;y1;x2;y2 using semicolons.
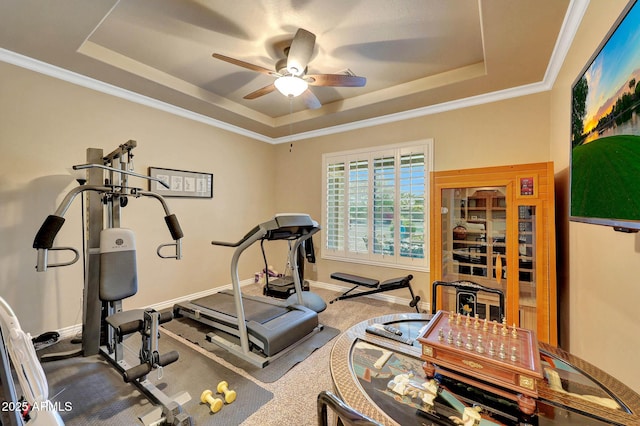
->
148;167;213;198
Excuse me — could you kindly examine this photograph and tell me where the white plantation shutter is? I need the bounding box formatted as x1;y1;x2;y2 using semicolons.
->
398;150;426;264
373;155;395;256
322;140;432;270
348;159;369;255
325;161;345;252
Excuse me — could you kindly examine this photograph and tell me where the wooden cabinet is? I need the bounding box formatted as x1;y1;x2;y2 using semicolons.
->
430;162;557;344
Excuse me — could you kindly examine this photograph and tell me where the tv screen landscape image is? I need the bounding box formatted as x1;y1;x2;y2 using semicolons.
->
570;0;640;230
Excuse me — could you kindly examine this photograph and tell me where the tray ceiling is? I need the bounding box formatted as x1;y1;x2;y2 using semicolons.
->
0;0;577;141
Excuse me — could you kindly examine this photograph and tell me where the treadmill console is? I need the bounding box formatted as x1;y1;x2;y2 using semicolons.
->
262;214;319;240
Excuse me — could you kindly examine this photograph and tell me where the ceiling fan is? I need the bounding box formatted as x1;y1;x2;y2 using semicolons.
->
212;28;366;109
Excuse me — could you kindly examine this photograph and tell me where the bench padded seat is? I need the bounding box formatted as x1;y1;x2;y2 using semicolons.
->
330;272;379;288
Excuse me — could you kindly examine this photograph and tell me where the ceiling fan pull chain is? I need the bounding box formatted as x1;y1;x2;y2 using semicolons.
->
289;97;294;153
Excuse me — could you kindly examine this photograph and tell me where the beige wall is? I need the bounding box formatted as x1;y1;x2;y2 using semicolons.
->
0;61;277;334
273;92;551;310
272;0;640;394
1;0;638;396
549;0;640;393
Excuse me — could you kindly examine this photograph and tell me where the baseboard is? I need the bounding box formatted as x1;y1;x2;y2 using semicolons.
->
54;279;255;339
54;278;428;339
55;324;83;340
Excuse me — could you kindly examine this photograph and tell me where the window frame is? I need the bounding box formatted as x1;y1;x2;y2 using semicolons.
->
321;139;433;272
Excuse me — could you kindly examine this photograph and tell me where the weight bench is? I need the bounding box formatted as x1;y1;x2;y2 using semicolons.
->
329;272;420;312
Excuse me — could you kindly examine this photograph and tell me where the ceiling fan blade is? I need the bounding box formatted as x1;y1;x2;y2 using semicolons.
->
306;74;366;87
301;90;321;110
212;53;276;76
287;28;316;76
243;83;276;99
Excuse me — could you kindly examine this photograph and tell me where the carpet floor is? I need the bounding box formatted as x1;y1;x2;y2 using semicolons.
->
11;282;419;425
41;329;273;425
233;283;415;426
163;315;340;383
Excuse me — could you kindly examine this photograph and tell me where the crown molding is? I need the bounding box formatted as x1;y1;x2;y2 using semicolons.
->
272;0;589;144
0;0;588;145
0;48;273;144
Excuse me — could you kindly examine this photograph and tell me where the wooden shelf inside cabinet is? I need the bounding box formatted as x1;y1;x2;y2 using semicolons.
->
431;162;557;345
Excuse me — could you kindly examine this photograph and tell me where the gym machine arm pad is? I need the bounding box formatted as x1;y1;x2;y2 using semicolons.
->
33;215;65;249
164;214;184;240
33;215;79;272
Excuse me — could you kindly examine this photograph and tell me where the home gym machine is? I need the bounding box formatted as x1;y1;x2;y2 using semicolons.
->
173;214;324;368
32;141;192;425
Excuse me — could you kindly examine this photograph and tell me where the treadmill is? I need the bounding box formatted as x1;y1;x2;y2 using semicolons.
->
173;214;322;368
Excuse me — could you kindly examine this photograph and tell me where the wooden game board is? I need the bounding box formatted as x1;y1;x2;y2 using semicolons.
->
418;310;543;414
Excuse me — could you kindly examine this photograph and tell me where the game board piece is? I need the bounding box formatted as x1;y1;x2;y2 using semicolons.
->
499;342;506;359
465;333;473;350
476;335;485;354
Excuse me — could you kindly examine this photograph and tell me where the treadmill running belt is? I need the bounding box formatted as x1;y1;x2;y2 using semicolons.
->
190;292;287;324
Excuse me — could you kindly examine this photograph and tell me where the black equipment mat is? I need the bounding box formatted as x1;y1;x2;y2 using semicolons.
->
190;291;286;324
40;332;273;425
163;317;339;383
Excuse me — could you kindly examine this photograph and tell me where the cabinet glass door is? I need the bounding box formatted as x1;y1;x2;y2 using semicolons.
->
440;186;507;321
518;205;537;331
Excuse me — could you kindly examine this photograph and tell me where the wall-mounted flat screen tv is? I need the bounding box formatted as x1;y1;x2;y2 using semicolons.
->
570;0;640;232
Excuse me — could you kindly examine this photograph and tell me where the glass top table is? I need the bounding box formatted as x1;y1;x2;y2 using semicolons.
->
330;313;640;425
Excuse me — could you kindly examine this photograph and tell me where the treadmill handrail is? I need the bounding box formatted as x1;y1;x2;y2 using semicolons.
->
211;240;242;248
211;214;320;248
213;215;321;357
211;225;261;247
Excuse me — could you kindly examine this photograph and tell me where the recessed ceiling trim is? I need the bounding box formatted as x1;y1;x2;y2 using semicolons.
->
77;40;276;126
543;0;590;84
271;81;550;144
0;48;273;143
272;0;590;144
477;0;488;74
273;61;487;127
0;0;587;146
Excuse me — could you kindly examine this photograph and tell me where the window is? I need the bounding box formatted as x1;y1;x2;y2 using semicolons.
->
322;140;432;270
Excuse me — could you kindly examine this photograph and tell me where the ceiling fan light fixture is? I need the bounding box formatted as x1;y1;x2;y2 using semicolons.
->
274;76;308;97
